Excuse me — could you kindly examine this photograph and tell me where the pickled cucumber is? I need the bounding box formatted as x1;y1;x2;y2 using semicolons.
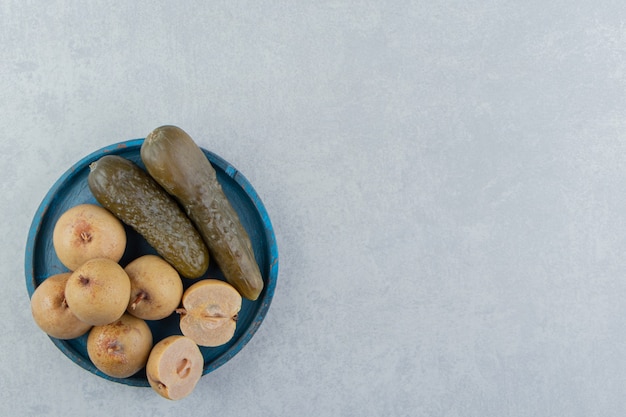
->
87;155;209;279
140;126;264;300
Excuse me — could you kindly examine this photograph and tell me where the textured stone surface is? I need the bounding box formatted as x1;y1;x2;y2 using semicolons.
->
3;1;626;416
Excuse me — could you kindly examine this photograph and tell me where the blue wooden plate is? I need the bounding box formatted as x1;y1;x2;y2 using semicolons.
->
25;139;278;387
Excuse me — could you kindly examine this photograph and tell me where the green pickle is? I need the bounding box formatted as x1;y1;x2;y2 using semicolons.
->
87;155;209;279
141;125;264;301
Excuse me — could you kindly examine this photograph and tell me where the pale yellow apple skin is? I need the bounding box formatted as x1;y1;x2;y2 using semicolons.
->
30;272;92;339
52;204;126;271
125;255;183;321
65;258;131;326
87;313;153;378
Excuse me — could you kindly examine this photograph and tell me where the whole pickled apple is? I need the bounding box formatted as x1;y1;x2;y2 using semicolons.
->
140;126;264;300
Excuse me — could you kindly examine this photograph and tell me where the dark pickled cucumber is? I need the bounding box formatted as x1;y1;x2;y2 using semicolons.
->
140;125;264;300
87;155;209;279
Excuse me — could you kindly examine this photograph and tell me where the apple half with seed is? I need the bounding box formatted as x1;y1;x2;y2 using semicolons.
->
176;279;242;347
146;335;204;400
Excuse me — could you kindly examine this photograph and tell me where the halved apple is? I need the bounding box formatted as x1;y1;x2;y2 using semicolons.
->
146;335;204;400
177;279;241;347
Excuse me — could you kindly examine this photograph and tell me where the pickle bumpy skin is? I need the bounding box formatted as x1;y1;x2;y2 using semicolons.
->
141;125;264;300
88;155;209;279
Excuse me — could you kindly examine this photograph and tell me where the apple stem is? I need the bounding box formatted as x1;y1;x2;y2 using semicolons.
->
130;291;147;310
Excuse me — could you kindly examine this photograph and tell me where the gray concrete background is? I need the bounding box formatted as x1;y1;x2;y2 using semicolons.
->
3;1;626;416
